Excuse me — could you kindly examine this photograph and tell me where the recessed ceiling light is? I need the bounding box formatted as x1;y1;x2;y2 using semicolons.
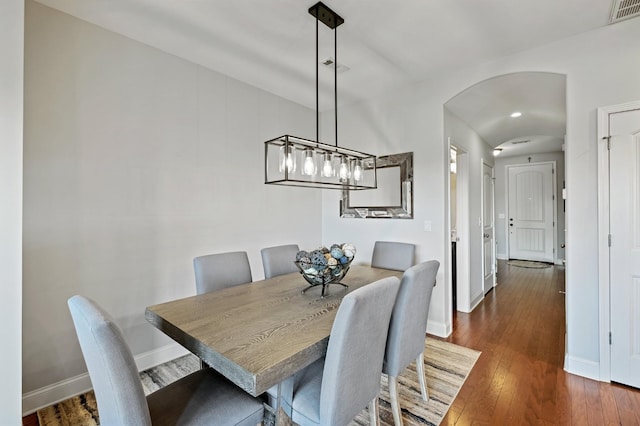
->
493;148;503;156
510;111;522;118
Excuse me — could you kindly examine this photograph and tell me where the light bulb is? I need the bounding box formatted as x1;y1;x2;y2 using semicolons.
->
321;153;334;177
302;149;317;176
279;146;296;173
353;160;363;181
338;157;350;181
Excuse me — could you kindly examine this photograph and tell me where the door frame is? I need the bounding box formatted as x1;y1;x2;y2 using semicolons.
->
481;160;496;293
597;99;640;382
505;161;558;263
447;139;471;314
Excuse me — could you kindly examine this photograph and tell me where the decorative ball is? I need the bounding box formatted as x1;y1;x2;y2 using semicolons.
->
311;254;328;270
299;256;312;269
303;267;317;275
330;247;344;259
339;256;349;264
310;249;323;259
320;246;330;254
327;257;338;269
342;243;356;257
296;250;309;261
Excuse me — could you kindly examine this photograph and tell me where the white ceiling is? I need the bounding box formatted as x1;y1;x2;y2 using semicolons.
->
445;72;566;156
34;0;617;155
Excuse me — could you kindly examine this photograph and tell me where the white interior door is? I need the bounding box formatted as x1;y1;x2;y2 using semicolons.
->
482;162;495;294
507;163;555;262
609;107;640;388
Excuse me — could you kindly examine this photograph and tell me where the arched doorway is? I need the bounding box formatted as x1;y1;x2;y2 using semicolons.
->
443;72;567;322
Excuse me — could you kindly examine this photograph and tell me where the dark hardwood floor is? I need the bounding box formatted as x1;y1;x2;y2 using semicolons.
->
23;260;640;425
440;260;640;425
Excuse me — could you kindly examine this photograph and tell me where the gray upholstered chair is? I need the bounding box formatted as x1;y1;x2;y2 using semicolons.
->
371;241;416;271
280;276;401;426
383;260;440;426
193;251;252;295
260;244;300;279
67;295;264;426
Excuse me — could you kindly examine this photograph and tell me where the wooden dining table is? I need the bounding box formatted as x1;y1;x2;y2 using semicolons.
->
145;265;402;408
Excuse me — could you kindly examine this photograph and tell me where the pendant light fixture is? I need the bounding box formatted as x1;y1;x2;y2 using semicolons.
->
264;2;377;190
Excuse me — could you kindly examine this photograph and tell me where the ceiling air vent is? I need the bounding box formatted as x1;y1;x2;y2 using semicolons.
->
322;57;350;73
609;0;640;24
511;140;530;145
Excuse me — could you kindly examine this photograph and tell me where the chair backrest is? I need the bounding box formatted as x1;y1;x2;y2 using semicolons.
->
260;244;300;279
319;276;401;425
383;260;440;377
67;295;151;426
371;241;416;271
193;251;252;295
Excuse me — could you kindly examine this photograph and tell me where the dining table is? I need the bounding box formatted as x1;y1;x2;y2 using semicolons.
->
145;264;403;422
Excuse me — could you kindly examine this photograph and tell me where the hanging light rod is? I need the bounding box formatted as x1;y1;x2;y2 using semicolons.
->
263;1;377;190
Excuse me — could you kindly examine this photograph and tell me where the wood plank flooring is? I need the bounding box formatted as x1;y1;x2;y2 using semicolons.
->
23;259;640;425
440;260;640;425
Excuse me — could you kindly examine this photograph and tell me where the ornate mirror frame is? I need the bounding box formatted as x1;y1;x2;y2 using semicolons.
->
340;152;413;219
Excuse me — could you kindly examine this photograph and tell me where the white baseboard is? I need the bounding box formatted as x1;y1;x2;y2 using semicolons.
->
496;253;508;260
469;292;484;312
22;343;189;416
427;320;451;338
564;353;601;381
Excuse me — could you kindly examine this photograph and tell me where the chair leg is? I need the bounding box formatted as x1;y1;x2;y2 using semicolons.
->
388;376;403;426
416;352;429;401
369;396;379;426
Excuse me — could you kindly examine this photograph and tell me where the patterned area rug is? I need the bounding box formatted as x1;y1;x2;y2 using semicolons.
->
507;260;552;269
37;339;479;426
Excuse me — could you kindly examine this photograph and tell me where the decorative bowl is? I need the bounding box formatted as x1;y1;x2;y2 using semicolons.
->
294;243;356;295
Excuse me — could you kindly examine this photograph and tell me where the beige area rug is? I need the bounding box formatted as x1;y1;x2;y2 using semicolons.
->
507;259;552;269
38;339;479;426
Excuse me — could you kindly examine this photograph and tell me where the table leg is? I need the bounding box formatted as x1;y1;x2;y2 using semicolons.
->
273;381;294;426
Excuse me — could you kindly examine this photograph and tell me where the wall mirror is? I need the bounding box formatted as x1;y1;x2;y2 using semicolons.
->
340;152;413;219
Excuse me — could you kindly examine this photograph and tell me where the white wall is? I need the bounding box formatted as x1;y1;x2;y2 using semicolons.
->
494;152;566;262
23;1;321;409
0;0;23;423
321;17;640;377
444;109;495;312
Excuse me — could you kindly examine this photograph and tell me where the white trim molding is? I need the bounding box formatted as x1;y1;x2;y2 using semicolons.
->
597;100;640;382
564;353;600;382
22;343;189;416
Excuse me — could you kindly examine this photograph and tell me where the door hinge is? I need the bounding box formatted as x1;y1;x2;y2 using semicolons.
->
603;135;611;150
608;234;612;247
609;332;612;345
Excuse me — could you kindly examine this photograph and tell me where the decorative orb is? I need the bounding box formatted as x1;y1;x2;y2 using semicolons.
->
320;246;330;254
311;254;328;270
330;247;344;259
330;244;341;251
339;256;349;264
342;243;356;256
327;257;338;269
324;253;332;260
296;250;309;261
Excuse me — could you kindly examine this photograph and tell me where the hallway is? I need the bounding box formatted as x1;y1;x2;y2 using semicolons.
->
440;260;640;425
